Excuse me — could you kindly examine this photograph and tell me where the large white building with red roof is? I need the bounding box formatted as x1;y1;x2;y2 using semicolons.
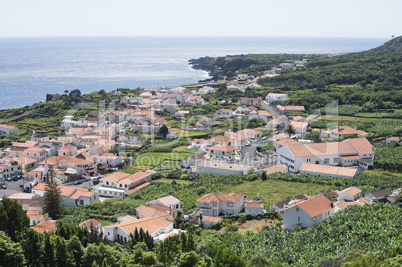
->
277;137;375;173
96;171;153;198
197;192;244;217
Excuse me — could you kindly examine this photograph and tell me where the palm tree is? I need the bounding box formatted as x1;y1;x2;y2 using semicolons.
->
284;124;296;138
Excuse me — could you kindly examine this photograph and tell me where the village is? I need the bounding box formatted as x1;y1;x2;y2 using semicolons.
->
0;65;401;244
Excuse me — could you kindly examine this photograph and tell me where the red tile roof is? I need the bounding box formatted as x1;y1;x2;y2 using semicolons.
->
79;218;101;230
297;195;333;218
197;193;244;203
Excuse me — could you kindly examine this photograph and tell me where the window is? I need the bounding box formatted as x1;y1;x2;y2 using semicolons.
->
213;202;217;207
298;216;300;221
296;207;299;212
324;158;329;163
307;158;311;162
227;202;234;207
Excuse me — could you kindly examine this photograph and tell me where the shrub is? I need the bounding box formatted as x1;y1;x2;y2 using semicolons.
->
226;224;239;232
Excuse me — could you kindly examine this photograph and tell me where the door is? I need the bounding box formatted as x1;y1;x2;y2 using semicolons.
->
213;210;217;216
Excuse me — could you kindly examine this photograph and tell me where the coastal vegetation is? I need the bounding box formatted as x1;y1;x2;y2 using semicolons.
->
1;36;402;266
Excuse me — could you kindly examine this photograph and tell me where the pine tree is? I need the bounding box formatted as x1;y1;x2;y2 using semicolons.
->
0;197;29;240
67;236;84;267
43;167;63;219
18;228;44;266
42;233;55;266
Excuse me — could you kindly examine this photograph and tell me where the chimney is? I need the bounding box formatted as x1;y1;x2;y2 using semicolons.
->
44;214;49;221
257;193;260;200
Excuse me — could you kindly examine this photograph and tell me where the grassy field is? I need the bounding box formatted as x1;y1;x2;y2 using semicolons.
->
365;169;402;177
173;146;198;153
320;115;396;123
134;152;193;168
170;128;209;136
218;179;331;204
155;178;193;184
98;219;114;227
219;218;280;234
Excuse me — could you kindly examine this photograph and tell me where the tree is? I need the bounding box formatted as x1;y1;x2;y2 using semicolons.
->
67;236;84;267
42;233;55;266
43;167;64;219
82;243;102;267
54;236;74;267
18;228;44;266
159;125;169;137
304;131;321;143
179;251;198;267
261;171;268;181
0;197;29;240
0;231;26;267
284;124;296;138
69;89;81;97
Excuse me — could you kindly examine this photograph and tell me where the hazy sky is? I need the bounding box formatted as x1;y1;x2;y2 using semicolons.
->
1;0;400;38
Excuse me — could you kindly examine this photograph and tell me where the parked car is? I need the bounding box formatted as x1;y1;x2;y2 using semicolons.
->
20;183;24;188
6;177;12;181
1;184;7;190
23;188;31;193
74;180;83;185
93;178;100;185
12;176;19;181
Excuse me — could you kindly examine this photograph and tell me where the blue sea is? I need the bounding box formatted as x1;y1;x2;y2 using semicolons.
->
0;36;388;110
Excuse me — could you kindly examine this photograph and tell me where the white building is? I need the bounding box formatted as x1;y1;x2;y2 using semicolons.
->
245;202;264;215
198;86;215;95
214;109;234;119
0;124;17;135
32;183;99;208
277;138;375;173
94;154;123;168
199;215;223;226
299;163;359;179
24;147;48;162
282;195;336;231
196;160;251;175
237;129;263;140
266;93;289;104
97;171;153;198
197;192;244;217
103;217;180;243
207;144;237;162
146;195;181;210
337;187;362;202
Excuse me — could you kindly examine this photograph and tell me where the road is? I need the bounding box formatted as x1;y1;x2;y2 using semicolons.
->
0;178;26;198
261;101;290;132
236;102;288;168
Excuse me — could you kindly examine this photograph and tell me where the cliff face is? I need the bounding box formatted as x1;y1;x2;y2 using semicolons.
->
362;36;402;54
188;57;222;78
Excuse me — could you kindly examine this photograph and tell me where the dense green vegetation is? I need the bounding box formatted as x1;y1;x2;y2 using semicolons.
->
3;192;400;266
191;37;402;121
374;143;402;172
60;171;402;227
198;204;402;266
268;172;402;194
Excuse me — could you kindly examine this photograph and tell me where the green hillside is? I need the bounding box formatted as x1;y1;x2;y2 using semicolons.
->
363;35;402;54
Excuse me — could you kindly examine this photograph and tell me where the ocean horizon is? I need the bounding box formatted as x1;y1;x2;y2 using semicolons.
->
0;36;388;110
